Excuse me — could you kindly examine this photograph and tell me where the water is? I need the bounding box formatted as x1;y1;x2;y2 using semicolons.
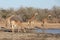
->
45;29;60;34
34;28;60;34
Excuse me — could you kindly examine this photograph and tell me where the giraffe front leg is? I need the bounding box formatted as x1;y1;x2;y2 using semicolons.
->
41;23;45;33
12;25;15;33
23;28;26;33
18;27;20;33
18;26;21;33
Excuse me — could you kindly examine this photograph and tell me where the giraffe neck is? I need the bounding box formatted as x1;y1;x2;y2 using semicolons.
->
6;15;15;27
28;14;36;22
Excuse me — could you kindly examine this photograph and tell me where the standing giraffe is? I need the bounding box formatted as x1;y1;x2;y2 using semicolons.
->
10;15;26;32
6;15;25;33
41;18;47;33
41;15;51;30
27;13;38;29
6;15;15;29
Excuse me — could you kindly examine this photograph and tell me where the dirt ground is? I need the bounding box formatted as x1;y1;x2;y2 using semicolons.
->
0;22;60;40
0;32;60;40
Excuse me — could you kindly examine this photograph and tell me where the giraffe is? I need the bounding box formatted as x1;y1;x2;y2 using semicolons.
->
41;15;51;30
6;15;25;33
6;15;16;32
6;15;15;29
27;13;38;30
41;18;48;33
41;15;52;33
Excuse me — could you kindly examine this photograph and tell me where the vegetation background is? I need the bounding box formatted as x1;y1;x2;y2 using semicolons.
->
0;6;60;23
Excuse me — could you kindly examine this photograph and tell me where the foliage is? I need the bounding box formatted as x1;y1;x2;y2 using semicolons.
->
0;6;60;22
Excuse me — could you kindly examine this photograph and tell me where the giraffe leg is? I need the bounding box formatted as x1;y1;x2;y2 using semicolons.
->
18;26;22;33
12;25;14;33
18;27;20;33
41;23;45;33
12;28;14;33
23;28;26;33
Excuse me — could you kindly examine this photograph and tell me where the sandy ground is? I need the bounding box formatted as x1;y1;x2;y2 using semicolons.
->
0;32;60;40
